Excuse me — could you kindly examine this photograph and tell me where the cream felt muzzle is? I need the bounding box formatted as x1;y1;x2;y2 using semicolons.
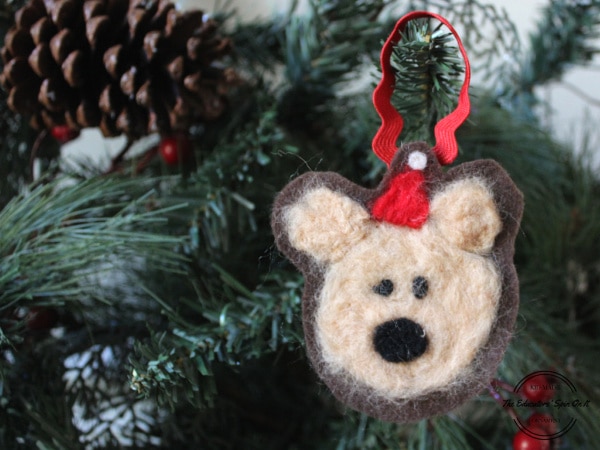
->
271;142;524;423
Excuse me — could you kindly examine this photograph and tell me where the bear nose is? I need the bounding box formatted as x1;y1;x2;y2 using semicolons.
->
373;318;428;363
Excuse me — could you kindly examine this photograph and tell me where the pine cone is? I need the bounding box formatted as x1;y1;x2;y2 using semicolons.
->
0;0;236;138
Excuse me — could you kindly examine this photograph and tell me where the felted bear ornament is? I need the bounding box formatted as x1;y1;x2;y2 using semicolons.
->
271;12;524;423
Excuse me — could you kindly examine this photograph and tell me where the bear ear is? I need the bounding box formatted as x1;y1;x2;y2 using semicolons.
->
281;186;372;264
430;178;502;254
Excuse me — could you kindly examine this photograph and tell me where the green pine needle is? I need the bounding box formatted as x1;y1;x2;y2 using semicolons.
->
390;20;464;143
0;176;188;342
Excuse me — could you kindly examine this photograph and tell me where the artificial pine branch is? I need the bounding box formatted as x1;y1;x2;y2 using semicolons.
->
129;269;303;409
390;19;464;143
408;0;521;86
285;0;388;85
120;95;307;412
523;0;600;90
0;176;186;307
277;0;388;130
0;175;192;447
506;0;600;116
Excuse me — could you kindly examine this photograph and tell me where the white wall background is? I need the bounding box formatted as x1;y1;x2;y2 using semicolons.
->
62;0;600;167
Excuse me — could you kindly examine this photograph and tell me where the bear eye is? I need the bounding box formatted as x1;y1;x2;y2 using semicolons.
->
373;279;394;297
412;276;428;299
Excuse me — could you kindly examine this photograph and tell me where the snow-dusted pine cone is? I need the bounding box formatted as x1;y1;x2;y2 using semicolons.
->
0;0;236;138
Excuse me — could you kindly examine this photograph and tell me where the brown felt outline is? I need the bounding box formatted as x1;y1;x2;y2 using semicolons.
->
271;142;524;423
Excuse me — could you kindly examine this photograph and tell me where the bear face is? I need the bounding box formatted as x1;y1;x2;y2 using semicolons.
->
271;142;523;423
315;209;502;400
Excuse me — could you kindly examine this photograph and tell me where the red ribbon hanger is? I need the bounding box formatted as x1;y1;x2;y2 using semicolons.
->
372;11;471;166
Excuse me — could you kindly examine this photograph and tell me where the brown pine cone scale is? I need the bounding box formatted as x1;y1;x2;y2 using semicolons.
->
1;0;237;139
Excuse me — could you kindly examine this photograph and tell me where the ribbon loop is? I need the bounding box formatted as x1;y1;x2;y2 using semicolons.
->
372;11;471;166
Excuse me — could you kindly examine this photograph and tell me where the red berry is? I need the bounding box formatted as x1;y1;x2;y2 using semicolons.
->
159;134;192;165
50;125;80;144
512;429;550;450
522;374;556;403
527;413;557;435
